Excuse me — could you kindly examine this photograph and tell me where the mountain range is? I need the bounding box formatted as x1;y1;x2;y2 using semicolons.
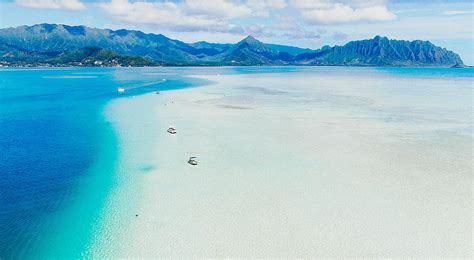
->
0;24;464;67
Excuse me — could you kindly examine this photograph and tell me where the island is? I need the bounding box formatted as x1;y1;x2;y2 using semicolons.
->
0;24;464;67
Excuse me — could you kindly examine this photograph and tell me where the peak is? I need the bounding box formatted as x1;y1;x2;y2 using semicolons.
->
35;23;57;26
373;35;389;41
241;35;260;43
29;24;88;35
237;35;265;48
36;23;58;29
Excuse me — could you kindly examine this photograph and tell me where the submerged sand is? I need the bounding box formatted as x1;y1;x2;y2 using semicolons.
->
90;71;472;257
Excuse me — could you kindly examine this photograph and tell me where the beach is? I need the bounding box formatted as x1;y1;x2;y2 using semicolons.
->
2;3;473;257
89;69;472;257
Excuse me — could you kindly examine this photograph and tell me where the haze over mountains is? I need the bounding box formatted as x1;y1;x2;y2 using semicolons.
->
0;24;464;67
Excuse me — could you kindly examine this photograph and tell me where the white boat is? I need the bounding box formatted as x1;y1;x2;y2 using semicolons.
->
117;87;125;93
167;126;177;134
188;157;197;165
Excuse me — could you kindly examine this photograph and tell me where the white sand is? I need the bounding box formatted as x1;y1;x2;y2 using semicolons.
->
90;71;472;257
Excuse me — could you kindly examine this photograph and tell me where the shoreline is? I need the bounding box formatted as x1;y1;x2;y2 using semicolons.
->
1;65;472;69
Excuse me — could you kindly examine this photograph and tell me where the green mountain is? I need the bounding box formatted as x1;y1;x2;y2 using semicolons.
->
206;36;290;65
48;46;153;67
295;36;463;66
265;44;313;55
0;24;464;67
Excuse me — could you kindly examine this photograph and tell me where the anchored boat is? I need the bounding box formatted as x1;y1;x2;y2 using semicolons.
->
167;126;177;134
188;157;198;165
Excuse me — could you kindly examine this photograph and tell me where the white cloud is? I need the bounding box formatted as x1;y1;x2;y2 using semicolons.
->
291;0;333;9
271;16;322;40
291;0;396;25
100;0;285;33
184;0;253;20
101;0;226;32
247;0;287;16
15;0;85;10
331;31;347;40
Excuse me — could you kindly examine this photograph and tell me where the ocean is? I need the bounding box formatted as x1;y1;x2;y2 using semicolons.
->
0;67;472;258
0;67;202;258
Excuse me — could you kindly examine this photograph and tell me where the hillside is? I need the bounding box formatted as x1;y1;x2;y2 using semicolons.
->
0;24;464;67
295;36;463;66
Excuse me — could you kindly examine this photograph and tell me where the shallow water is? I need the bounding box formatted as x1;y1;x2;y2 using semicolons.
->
0;66;472;258
0;67;203;258
94;67;472;257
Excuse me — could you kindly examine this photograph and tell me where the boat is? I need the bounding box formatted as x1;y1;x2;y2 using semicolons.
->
155;91;160;94
117;87;125;93
188;157;198;165
167;126;177;134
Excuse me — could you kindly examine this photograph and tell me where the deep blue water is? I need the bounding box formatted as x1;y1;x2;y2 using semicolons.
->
0;67;203;258
0;66;472;258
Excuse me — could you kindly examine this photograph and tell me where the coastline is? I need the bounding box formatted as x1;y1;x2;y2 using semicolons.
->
0;67;206;258
85;91;168;257
1;65;472;68
90;71;472;257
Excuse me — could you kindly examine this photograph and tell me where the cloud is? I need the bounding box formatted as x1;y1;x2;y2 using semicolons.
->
291;0;396;25
272;16;322;40
291;0;387;9
332;31;348;40
15;0;86;10
246;0;287;16
100;0;226;32
443;10;474;16
100;0;285;33
281;30;321;40
184;0;253;20
228;24;277;38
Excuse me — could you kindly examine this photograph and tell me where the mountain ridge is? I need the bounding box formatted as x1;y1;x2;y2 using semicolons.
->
0;24;464;67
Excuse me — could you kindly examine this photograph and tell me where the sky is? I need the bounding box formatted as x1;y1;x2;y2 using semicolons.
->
0;0;473;64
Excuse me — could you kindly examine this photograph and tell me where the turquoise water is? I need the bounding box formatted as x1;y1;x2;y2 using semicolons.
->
0;66;472;258
376;67;474;78
0;67;203;258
